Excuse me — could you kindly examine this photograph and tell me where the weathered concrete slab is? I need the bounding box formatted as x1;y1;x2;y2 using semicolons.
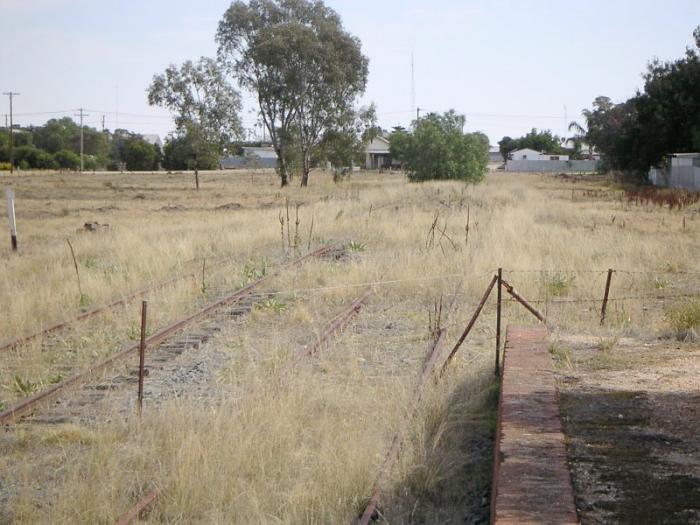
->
491;325;578;525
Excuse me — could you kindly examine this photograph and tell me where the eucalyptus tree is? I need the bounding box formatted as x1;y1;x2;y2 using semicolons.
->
217;0;369;187
148;57;242;189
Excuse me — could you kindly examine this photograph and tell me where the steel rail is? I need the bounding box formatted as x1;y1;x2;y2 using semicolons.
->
0;244;334;424
0;250;247;354
115;287;367;525
440;274;498;376
500;279;546;323
297;290;372;359
359;328;449;525
114;489;159;525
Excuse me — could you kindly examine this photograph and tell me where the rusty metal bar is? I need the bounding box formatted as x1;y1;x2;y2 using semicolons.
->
501;279;546;323
123;286;367;522
297;291;372;359
440;274;498;377
495;268;502;376
359;328;448;525
0;248;260;354
0;271;198;354
0;244;335;424
137;301;147;416
114;489;159;525
600;268;614;325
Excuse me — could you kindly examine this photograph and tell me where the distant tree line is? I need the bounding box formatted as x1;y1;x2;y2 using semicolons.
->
0;116;240;172
571;26;700;178
0;117;164;171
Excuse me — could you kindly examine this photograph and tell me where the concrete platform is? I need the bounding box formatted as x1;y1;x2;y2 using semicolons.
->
491;325;578;525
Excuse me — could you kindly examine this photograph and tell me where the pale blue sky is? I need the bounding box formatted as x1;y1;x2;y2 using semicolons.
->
2;0;699;144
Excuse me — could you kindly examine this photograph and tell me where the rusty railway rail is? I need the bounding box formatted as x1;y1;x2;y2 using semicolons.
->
115;288;369;525
359;328;449;524
114;489;159;525
0;250;248;354
0;244;334;424
297;290;372;359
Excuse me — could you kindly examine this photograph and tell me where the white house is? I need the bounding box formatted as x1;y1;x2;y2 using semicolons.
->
365;135;391;170
508;148;569;161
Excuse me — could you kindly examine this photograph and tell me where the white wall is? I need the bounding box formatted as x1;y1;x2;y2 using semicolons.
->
506;159;599;173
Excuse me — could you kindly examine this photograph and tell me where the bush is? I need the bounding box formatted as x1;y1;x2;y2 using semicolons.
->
0;162;10;171
54;149;80;170
13;145;58;169
665;300;700;334
391;110;489;182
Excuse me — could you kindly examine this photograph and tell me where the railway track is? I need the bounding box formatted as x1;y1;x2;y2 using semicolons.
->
0;244;339;425
114;290;372;524
0;249;250;354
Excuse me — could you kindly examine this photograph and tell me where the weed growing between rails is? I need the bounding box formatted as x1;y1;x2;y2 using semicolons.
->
0;254;276;408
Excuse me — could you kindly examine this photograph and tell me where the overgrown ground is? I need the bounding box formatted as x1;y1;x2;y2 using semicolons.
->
0;169;699;523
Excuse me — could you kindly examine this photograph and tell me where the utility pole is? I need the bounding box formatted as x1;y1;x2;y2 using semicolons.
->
101;114;106;133
416;107;421;122
3;92;20;174
74;108;89;172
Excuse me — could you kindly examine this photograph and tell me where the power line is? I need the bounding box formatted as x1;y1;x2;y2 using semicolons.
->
3;92;20;174
12;109;73;117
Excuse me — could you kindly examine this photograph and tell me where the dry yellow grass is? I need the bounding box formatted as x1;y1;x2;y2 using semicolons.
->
1;168;699;523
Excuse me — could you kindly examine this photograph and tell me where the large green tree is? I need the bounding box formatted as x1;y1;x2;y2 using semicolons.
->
317;104;378;169
162;134;221;171
217;0;369;187
391;110;489;183
148;57;242;188
580;26;700;176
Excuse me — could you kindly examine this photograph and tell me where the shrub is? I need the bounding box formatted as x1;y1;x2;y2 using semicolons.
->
54;149;80;170
0;162;10;171
665;300;700;334
391;110;489;183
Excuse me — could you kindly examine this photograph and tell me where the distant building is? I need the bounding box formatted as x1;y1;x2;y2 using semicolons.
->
649;153;700;191
365;136;392;170
508;148;569;161
141;134;162;148
505;148;599;173
220;146;278;169
489;146;503;163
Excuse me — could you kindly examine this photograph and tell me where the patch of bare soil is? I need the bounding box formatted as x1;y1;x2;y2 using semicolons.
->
554;335;700;524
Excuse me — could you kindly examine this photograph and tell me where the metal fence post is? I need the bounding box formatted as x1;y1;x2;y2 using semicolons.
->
600;269;613;325
138;301;148;416
496;268;502;376
6;188;17;251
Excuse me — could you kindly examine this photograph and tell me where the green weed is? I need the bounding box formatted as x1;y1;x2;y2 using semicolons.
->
13;376;39;397
665;300;700;334
542;272;575;297
346;240;366;253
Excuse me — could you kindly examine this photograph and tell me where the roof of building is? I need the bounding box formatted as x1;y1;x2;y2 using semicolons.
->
242;146;278;159
366;135;390;154
141;134;162;146
669;152;700;158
